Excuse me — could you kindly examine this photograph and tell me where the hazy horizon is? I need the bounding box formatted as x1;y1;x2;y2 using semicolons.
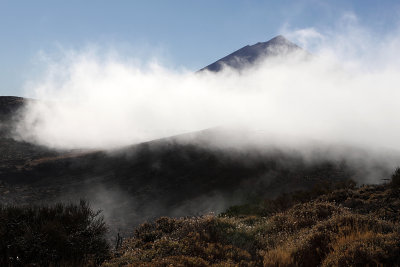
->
1;0;400;96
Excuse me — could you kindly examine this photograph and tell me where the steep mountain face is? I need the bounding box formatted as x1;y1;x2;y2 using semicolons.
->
200;35;302;72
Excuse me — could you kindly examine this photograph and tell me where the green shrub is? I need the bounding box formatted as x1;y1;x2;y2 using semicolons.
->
0;200;110;266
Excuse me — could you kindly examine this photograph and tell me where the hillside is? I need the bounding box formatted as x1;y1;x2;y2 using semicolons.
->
0;99;397;239
0;36;398;241
104;178;400;266
0;125;357;236
1;35;400;266
0;94;378;237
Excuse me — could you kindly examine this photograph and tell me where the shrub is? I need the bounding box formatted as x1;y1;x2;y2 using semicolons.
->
104;216;257;266
262;210;400;267
322;231;400;266
106;182;400;266
391;167;400;188
0;200;110;266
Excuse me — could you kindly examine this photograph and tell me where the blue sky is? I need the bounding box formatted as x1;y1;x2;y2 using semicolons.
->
1;0;400;96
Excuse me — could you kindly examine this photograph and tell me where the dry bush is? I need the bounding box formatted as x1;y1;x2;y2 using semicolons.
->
106;181;400;266
322;231;400;266
104;216;257;266
318;183;400;222
262;207;400;266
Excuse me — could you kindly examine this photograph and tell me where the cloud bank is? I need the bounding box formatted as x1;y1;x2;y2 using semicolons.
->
14;19;400;153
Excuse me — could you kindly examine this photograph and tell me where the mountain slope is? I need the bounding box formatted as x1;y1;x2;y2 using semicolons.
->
199;35;302;72
0;95;357;235
0;35;395;237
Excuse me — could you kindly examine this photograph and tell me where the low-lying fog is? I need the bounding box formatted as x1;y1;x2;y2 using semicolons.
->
14;17;400;156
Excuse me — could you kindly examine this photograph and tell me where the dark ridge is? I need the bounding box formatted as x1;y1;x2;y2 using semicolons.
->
0;96;26;118
0;96;28;137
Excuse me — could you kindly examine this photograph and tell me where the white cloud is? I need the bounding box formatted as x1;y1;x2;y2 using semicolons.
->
13;20;400;155
282;26;324;50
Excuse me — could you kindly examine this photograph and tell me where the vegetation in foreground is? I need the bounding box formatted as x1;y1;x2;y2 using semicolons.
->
105;175;400;267
0;200;109;266
0;171;399;266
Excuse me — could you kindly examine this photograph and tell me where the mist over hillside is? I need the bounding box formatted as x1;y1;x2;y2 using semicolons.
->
1;35;400;241
12;33;400;152
2;0;400;264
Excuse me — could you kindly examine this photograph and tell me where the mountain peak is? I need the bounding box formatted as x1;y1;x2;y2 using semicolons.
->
200;35;301;72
